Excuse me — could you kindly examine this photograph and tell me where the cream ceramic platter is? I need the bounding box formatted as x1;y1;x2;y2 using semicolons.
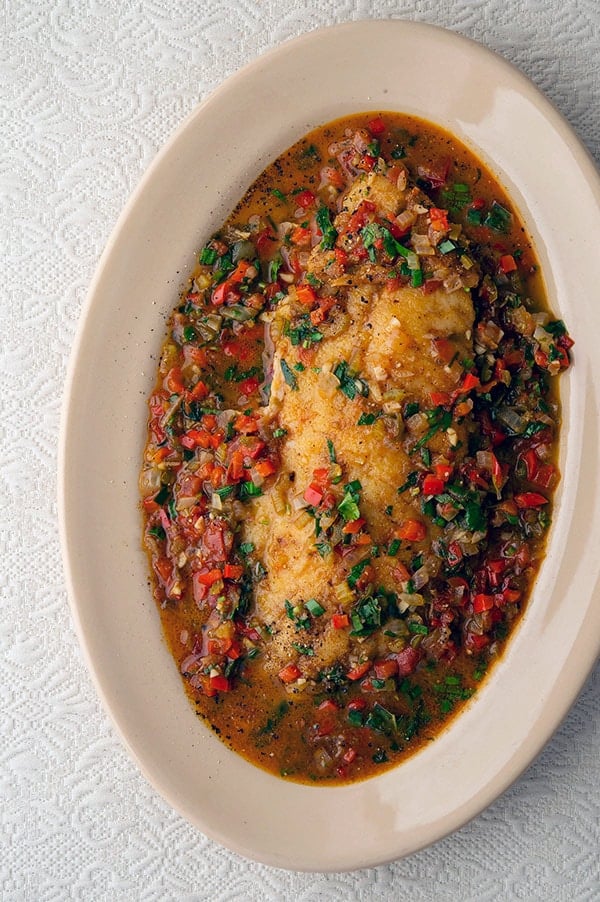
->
59;21;600;870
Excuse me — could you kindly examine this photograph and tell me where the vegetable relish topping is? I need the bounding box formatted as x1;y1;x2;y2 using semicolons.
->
141;112;572;784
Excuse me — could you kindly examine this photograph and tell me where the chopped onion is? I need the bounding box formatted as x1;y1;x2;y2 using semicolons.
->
139;466;162;495
476;450;494;472
396;209;417;231
497;406;526;434
412;233;435;256
412;566;430;591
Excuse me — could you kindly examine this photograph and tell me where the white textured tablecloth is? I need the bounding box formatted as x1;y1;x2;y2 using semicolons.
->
2;2;599;899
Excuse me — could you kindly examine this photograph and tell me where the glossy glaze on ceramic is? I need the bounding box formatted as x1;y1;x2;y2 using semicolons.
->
59;21;600;870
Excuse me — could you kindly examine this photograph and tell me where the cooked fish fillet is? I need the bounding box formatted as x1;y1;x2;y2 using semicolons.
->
243;175;478;679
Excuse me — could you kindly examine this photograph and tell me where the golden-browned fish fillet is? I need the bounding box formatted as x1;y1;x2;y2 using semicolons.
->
243;175;479;679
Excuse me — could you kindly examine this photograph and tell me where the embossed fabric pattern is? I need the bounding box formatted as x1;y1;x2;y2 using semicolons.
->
1;2;599;900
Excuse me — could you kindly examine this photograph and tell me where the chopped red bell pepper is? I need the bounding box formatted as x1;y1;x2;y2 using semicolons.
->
296;283;317;306
499;254;517;273
278;663;302;683
367;116;386;136
347;661;371;681
223;564;244;580
332;613;350;630
422;474;445;496
165;367;185;394
473;593;494;613
374;659;398;680
429;207;449;230
304;483;324;506
234;414;259;434
342;518;366;535
395;519;427;542
195;569;224;587
295;189;316;209
514;492;548;509
254;459;277;478
209;674;230;692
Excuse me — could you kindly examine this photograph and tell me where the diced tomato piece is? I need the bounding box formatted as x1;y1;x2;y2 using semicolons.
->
291;226;312;247
393;561;411;582
239;376;260;396
209;674;230;692
347;661;371;681
278;663;302;683
295;189;316;209
394;646;420;676
154;557;172;582
321;165;346;189
295;283;317;305
342;518;366;535
435;464;453;482
332;613;350;630
318;699;339;712
226;641;243;660
423;278;443;295
334;247;349;269
342;747;357;764
207;462;225;487
143;496;160;513
181;428;212;450
460;372;481;393
315;717;336;738
223;563;244;580
165;367;185;394
360;154;376;171
395;519;426;542
430;391;451;407
465;632;490;652
422;474;445;496
228;450;245;482
347;697;366;712
207;637;231;655
254;459;277;478
429;207;449;230
255;227;275;256
533;463;556;489
185;346;207;367
195;569;223;587
374;659;398;680
234;414;259;434
367;115;386;136
514;492;548;509
229;259;252;285
487;559;507;575
242;436;266;459
211;282;229;306
354;534;372;546
521;449;539;482
186;379;209;401
304;483;324;506
202;521;229;561
473;593;494;613
499;254;517;274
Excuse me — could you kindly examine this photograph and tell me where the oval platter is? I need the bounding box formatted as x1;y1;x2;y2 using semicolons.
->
59;20;600;871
